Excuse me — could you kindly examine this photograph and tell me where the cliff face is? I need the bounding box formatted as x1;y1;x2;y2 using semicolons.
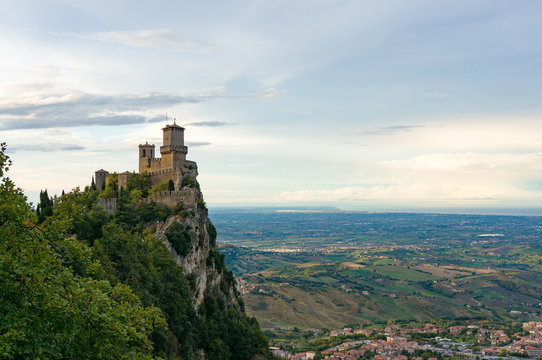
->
154;186;240;312
72;172;269;358
147;183;270;360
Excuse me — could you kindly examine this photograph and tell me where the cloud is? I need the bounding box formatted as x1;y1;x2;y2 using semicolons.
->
277;152;542;203
254;88;285;98
0;83;285;131
359;125;422;136
279;186;383;202
59;29;215;51
9;143;86;152
0;88;221;130
187;141;212;147
186;121;238;127
382;152;542;173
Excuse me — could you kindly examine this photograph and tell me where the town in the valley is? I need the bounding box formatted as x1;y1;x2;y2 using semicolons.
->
269;321;542;360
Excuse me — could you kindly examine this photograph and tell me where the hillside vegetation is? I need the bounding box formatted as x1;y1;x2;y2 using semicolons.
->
0;143;270;359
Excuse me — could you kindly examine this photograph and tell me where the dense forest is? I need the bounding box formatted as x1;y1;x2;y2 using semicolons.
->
0;143;270;359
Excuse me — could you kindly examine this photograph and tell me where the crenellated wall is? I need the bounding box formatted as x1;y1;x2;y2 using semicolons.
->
142;188;197;209
95;123;199;207
146;168;183;189
140;157;164;173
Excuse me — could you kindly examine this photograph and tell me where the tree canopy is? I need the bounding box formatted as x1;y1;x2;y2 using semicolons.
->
0;143;165;359
0;142;270;359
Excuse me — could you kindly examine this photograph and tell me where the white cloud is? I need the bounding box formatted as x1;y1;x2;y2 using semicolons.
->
255;88;286;98
60;29;215;51
0;84;284;130
361;117;542;153
276;151;542;203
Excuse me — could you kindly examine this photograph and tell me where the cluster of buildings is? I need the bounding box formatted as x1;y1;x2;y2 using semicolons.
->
238;278;258;295
94;122;198;193
271;321;542;360
93;123;199;213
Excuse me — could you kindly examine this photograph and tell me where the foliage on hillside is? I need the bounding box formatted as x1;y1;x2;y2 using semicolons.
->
0;143;270;359
0;143;165;359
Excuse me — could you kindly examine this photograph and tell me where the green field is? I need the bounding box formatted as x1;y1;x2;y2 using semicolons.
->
215;210;542;330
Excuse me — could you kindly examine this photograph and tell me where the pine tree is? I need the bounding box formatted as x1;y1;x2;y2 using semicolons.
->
37;189;53;223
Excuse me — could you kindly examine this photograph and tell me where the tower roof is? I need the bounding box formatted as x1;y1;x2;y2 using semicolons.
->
162;123;184;131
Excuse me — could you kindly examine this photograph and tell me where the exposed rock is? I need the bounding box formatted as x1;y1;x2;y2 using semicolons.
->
154;185;240;312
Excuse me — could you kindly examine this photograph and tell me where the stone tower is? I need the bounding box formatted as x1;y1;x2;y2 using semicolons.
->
160;123;188;170
138;142;156;173
95;169;109;190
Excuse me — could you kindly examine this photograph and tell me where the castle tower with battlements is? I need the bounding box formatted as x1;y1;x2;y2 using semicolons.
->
95;122;198;198
139;123;188;174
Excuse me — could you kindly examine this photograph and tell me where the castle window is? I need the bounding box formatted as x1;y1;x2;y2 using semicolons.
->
142;149;146;157
150;149;153;158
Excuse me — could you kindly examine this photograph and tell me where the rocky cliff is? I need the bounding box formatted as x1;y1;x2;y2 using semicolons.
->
142;177;268;359
154;186;240;312
50;166;270;359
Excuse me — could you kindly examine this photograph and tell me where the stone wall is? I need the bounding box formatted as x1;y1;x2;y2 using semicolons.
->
143;188;197;209
97;197;117;214
147;168;183;190
140;157;164;173
117;172;131;190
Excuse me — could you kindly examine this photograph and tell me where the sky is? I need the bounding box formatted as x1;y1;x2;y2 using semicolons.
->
1;0;542;211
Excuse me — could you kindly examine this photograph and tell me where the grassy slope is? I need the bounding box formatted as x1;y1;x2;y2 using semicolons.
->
239;257;542;329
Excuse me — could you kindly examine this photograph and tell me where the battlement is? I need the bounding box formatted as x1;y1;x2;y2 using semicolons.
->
147;167;175;176
95;123;198;209
143;188;197;209
140;157;163;173
148;158;162;166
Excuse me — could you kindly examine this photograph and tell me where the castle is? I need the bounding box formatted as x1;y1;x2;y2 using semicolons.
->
94;122;198;195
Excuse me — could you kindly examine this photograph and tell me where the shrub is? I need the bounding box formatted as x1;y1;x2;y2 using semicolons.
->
182;176;199;189
173;202;185;215
149;180;169;195
197;197;206;210
207;222;217;247
165;222;192;256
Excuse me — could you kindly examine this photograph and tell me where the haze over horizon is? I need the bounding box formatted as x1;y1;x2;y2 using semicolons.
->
2;1;542;211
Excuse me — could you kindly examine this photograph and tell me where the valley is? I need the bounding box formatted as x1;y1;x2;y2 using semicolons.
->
210;209;542;355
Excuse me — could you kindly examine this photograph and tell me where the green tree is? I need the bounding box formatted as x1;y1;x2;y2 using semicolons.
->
36;189;54;223
149;180;170;195
0;143;165;359
165;222;192;256
126;172;152;197
92;223;197;359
